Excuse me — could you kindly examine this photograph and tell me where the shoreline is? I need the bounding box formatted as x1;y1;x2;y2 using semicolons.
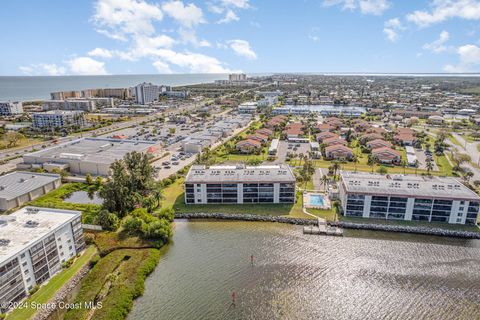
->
174;213;480;239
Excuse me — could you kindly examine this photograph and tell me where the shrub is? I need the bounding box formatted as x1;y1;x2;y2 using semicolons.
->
96;210;120;231
144;219;172;242
29;285;40;295
89;255;101;268
155;207;174;222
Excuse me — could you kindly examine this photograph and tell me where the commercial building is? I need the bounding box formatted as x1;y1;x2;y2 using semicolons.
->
0;102;23;116
50;91;81;100
339;171;480;225
0;207;85;313
32;110;86;129
0;172;61;211
184;164;296;204
22;137;159;176
134;82;160;105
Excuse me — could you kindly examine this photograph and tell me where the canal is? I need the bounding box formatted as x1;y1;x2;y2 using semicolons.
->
128;220;480;320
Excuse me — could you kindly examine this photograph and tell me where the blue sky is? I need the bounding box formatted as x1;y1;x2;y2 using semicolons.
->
2;0;480;75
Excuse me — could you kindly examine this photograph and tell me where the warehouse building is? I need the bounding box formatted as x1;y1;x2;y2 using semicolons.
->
0;172;61;211
22;138;159;176
0;207;85;313
184;164;296;204
339;171;480;225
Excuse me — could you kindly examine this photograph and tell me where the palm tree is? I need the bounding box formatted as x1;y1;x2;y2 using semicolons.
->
367;154;376;173
413;159;420;175
331;161;341;178
425;159;434;175
400;160;407;175
352;155;359;172
321;175;329;191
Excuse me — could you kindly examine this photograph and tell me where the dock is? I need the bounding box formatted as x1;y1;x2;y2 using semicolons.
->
303;220;343;236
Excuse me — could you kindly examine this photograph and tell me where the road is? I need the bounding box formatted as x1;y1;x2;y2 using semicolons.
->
446;133;480;182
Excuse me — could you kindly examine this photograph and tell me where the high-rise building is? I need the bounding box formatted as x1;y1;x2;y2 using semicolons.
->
134;82;160;105
229;73;247;82
0;102;23;115
0;207;85;313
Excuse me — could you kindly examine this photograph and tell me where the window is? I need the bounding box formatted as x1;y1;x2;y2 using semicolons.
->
22;262;27;267
26;278;31;282
24;270;29;275
69;246;72;251
20;253;25;259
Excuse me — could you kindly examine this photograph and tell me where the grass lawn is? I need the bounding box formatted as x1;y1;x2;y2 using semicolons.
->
64;232;161;320
29;183;102;224
307;208;337;221
340;215;480;233
434;153;454;176
7;246;97;320
0;137;42;151
448;134;463;147
164;178;313;219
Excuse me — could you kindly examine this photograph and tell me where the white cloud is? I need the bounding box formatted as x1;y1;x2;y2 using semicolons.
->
19;63;66;76
93;0;163;37
444;44;480;72
383;28;398;42
67;57;108;75
221;0;250;9
423;30;450;53
228;39;257;60
407;0;480;28
152;49;238;73
308;27;321;43
323;0;390;15
178;29;211;47
88;47;114;58
383;18;405;42
218;10;239;24
152;60;173;73
162;1;205;28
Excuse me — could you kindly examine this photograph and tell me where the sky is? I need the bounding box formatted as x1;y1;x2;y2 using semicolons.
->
2;0;480;75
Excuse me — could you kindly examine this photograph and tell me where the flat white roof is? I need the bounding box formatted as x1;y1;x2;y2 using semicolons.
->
340;171;480;200
24;138;157;165
0;172;60;201
185;164;296;183
0;207;81;265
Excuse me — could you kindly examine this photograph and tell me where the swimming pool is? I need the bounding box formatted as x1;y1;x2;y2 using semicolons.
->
309;194;325;207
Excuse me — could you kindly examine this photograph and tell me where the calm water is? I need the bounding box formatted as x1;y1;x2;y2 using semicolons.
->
0;74;229;101
128;220;480;320
64;191;103;205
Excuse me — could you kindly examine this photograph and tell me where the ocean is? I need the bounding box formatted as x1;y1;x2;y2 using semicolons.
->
0;74;229;101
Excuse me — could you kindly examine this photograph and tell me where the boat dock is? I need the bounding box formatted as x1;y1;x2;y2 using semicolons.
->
303;220;343;236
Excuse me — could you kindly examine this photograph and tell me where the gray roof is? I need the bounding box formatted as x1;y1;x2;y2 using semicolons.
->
185;164;296;184
0;172;60;201
340;171;480;201
24;138;157;165
0;207;80;265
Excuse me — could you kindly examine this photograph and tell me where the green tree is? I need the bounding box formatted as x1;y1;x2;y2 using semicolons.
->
425;158;434;175
376;166;388;175
96;209;119;231
413;159;420;175
451;152;471;172
85;174;93;185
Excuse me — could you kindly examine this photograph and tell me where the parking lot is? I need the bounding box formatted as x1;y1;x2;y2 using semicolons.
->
275;140;312;164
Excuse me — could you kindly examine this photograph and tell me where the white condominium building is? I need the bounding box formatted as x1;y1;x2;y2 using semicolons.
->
0;102;23;116
229;73;247;82
32;110;85;129
184;164;296;204
0;207;85;313
339;171;480;225
134;82;160;105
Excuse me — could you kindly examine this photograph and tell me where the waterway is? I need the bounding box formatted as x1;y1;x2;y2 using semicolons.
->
128;220;480;320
